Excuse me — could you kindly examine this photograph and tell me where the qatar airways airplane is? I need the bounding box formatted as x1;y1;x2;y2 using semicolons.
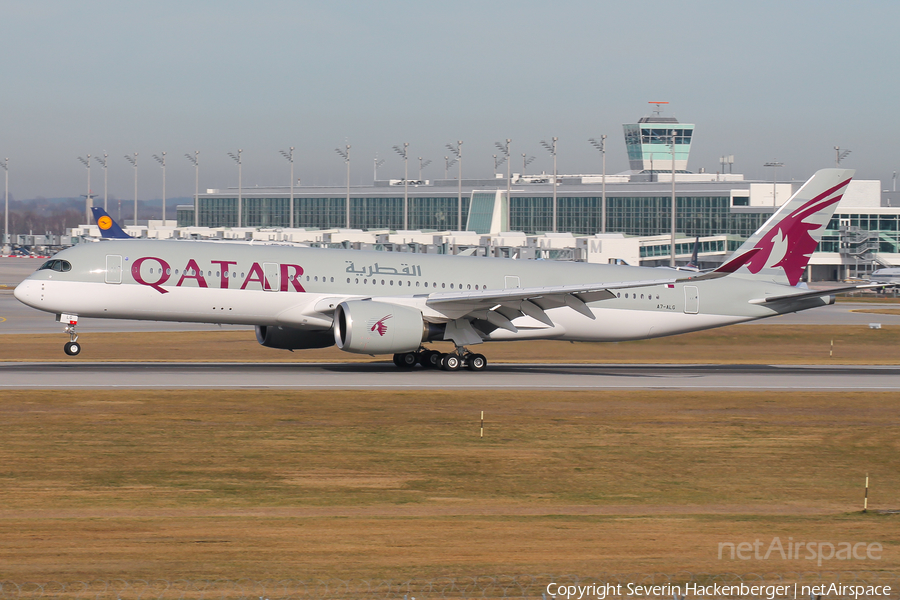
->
13;168;890;371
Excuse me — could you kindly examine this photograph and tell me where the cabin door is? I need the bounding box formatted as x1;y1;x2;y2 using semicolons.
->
263;262;279;291
105;255;122;284
684;285;699;314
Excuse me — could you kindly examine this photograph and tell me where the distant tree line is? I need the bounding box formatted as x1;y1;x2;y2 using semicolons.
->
6;197;85;235
3;196;185;236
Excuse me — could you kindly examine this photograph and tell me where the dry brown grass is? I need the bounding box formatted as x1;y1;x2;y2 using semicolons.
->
1;324;899;363
0;389;897;579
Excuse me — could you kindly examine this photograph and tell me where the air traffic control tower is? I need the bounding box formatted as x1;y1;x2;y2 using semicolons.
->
623;102;695;173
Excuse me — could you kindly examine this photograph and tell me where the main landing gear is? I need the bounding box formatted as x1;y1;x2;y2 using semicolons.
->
392;347;487;372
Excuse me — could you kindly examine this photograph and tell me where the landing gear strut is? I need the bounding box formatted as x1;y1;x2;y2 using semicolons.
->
392;347;487;372
59;313;81;356
63;325;81;356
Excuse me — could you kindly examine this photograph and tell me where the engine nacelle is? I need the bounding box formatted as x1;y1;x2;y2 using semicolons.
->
255;325;335;350
333;300;426;355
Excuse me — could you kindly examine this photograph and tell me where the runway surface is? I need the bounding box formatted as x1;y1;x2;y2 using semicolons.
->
1;361;898;390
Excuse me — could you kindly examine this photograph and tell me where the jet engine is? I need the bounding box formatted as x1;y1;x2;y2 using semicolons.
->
255;325;335;350
333;300;427;354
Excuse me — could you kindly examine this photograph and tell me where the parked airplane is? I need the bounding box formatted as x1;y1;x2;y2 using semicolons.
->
90;207;132;239
869;267;900;284
14;169;893;370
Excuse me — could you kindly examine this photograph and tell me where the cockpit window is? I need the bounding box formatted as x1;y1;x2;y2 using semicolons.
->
38;259;72;272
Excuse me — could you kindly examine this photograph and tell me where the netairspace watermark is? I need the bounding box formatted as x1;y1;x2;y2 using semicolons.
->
546;582;893;600
718;537;883;567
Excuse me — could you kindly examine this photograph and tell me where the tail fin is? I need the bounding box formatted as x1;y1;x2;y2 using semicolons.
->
91;206;132;239
686;236;700;269
727;168;853;285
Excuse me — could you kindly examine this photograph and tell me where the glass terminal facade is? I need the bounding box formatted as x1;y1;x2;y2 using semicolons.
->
185;195;473;231
179;191;772;240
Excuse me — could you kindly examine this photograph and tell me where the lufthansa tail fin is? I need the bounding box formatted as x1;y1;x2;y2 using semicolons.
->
686;236;700;269
91;207;132;239
725;168;853;285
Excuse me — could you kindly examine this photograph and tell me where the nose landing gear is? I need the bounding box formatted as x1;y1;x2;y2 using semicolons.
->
58;313;81;356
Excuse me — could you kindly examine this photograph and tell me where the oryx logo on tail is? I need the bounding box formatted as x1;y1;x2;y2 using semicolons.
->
746;178;850;285
729;169;853;286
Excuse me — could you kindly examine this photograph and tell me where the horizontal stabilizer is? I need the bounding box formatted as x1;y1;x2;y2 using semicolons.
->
749;282;899;304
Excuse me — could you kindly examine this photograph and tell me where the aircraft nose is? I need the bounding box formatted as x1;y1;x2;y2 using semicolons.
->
13;279;37;307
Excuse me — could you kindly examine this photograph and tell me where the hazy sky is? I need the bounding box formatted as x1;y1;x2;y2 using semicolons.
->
2;0;899;200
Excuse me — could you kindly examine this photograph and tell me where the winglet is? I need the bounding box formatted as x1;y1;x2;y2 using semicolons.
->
91;207;132;239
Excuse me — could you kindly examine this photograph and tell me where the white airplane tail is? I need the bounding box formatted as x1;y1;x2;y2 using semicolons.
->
727;168;854;285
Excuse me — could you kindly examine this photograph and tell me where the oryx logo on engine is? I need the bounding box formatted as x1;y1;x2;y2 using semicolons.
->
369;315;392;336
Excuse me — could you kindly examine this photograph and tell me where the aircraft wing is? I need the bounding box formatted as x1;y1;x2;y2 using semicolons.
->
425;276;681;328
424;248;762;328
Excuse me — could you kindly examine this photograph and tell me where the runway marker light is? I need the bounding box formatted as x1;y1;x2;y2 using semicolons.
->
864;473;869;513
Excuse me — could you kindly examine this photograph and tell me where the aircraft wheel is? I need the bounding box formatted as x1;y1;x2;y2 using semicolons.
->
421;350;441;369
64;341;81;356
466;353;487;371
395;352;417;369
440;353;461;371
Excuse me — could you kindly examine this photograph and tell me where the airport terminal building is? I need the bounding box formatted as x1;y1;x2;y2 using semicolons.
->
158;111;900;281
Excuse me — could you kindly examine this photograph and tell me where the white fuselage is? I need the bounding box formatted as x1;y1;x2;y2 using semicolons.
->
14;239;817;346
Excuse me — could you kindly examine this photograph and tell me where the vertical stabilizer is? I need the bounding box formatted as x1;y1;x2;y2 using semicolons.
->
728;168;853;285
91;206;132;239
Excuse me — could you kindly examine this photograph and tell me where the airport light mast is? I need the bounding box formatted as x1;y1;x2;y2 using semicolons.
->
2;158;8;254
335;144;351;228
589;136;607;233
418;157;431;181
152;152;166;222
279;147;294;228
185;151;199;227
374;155;385;182
540;137;558;232
495;139;511;229
94;153;108;212
764;161;784;207
393;143;409;230
522;153;535;174
670;130;677;267
834;146;851;167
446;141;462;229
77;154;92;225
444;155;457;180
124;153;138;226
227;150;242;227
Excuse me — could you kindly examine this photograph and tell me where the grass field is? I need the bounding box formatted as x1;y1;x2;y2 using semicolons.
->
1;323;899;364
0;389;897;580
